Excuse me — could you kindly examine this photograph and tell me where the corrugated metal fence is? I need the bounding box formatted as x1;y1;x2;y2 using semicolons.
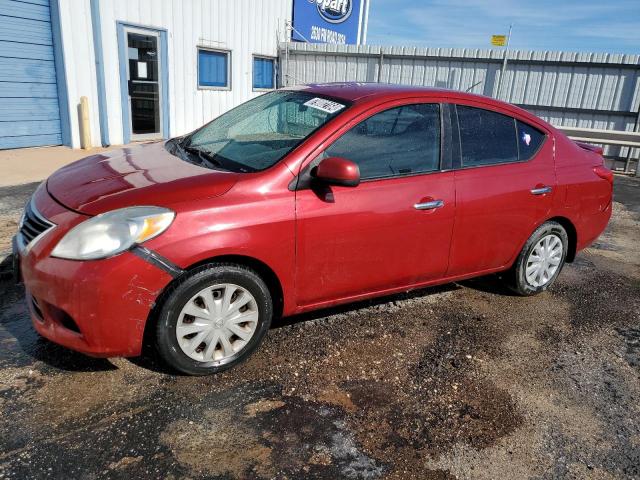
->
280;42;640;167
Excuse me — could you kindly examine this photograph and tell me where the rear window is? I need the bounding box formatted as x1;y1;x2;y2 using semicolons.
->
457;105;518;167
517;120;546;160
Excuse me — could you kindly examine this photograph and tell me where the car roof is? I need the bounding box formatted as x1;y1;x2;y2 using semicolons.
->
286;82;445;102
285;82;551;131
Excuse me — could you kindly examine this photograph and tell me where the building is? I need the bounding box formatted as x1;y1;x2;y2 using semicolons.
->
0;0;293;150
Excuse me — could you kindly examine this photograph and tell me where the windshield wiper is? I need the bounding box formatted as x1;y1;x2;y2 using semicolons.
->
183;145;226;170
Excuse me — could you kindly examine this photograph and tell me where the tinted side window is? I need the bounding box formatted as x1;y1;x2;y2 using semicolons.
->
457;105;518;167
325;104;440;180
517;120;545;160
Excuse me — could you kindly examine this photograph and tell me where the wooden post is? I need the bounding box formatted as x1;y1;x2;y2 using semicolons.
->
79;96;92;150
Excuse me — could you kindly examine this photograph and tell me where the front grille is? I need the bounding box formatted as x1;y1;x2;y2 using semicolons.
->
19;199;54;248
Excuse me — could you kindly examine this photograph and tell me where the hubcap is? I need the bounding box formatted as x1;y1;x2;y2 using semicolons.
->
525;234;563;288
176;283;259;363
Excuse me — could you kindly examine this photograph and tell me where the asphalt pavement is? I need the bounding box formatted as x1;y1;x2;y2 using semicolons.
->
0;176;638;479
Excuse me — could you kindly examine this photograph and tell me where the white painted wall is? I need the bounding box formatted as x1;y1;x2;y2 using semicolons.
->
56;0;101;149
58;0;292;148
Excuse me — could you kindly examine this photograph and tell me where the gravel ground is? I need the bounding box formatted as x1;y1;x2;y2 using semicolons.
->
0;177;638;479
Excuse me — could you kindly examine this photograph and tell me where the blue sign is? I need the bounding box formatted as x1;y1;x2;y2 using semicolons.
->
292;0;364;45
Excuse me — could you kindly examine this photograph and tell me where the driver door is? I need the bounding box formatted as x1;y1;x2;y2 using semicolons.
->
294;102;456;307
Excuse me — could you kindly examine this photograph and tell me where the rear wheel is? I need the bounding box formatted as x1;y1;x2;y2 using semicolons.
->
155;263;272;375
508;221;568;296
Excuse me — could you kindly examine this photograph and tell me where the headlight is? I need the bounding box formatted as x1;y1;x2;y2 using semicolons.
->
51;206;175;260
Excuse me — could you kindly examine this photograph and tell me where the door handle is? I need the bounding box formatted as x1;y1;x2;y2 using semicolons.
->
414;200;444;210
530;186;552;195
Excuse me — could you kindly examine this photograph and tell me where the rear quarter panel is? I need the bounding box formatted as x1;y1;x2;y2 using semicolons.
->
553;132;612;251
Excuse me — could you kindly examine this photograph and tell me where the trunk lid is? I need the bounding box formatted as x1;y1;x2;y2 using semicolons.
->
574;140;604;156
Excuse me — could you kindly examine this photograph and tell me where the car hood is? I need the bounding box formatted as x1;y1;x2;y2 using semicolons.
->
47;142;238;215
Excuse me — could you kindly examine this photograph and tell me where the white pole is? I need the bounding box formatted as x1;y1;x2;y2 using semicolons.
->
356;0;365;44
361;0;371;45
497;24;512;100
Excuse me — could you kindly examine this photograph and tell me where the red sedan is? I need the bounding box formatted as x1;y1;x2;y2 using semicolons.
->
14;83;613;375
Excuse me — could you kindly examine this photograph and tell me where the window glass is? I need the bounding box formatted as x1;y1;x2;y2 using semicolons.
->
253;57;275;89
185;91;349;172
324;104;441;180
517;120;545;160
198;49;229;88
457;105;518;166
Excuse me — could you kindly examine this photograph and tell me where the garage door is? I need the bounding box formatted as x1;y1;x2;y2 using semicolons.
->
0;0;62;149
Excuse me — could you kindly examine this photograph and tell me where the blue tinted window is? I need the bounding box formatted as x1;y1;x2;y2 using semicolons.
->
198;49;229;88
516;120;546;160
325;104;441;180
253;57;275;89
457;105;518;166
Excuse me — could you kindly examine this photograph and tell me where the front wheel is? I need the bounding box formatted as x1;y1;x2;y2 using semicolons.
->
155;263;272;375
507;221;568;296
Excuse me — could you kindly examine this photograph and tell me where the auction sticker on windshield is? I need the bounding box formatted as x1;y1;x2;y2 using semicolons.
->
304;97;345;114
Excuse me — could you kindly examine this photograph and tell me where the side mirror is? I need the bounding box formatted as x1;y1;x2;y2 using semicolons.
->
314;157;360;187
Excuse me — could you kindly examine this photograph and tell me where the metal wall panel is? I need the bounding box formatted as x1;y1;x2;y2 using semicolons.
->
57;0;292;147
0;0;62;149
281;43;640;160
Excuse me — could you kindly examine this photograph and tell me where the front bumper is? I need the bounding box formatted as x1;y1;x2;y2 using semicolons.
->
18;186;174;357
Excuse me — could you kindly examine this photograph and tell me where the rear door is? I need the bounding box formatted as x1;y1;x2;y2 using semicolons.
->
447;103;555;276
295;101;455;307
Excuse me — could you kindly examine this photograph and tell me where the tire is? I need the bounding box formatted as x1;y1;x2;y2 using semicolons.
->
155;263;272;375
507;221;568;296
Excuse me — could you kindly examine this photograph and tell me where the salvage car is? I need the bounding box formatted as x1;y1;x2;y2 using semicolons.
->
13;83;613;375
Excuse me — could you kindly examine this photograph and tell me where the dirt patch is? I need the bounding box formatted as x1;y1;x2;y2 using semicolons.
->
316;384;357;412
160;385;384;479
244;398;286;417
161;411;275;478
586;202;640;280
108;455;144;470
28;360;162;426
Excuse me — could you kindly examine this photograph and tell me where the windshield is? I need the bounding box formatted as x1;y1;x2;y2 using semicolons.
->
176;91;350;172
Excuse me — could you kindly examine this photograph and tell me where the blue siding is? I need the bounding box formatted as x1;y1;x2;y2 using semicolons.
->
0;40;54;61
0;0;51;21
0;81;58;98
0;119;60;137
0;98;60;121
0;0;61;149
0;134;62;149
0;57;57;83
0;16;53;45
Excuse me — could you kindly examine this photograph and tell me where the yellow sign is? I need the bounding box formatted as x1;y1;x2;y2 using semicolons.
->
491;35;507;46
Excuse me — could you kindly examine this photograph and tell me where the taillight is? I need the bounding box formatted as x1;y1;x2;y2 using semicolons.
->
593;165;613;185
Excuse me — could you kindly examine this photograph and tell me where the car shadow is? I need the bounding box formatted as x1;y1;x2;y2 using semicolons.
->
271;283;461;329
0;280;117;373
456;273;520;296
127;350;174;375
273;273;520;330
